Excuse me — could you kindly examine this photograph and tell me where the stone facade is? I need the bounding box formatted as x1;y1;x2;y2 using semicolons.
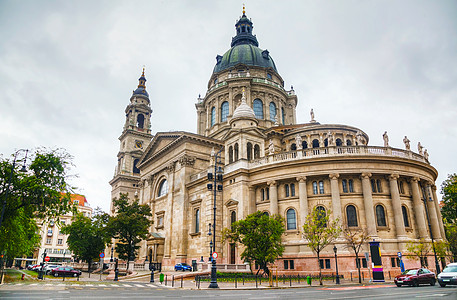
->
109;11;445;277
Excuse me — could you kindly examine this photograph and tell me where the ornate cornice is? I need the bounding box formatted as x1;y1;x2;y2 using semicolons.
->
329;173;339;180
360;172;372;179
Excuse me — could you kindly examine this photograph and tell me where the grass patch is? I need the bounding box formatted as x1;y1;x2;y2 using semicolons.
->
2;269;39;283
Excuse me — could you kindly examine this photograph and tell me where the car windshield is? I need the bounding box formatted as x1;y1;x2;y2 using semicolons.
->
443;266;457;273
402;269;417;275
181;263;189;266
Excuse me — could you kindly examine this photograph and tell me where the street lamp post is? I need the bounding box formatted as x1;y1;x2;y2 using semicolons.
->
110;246;114;262
207;148;223;289
333;245;340;284
207;223;212;261
423;185;441;274
0;149;28;230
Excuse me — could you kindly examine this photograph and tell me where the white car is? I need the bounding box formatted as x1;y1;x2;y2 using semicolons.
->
43;264;60;275
437;262;457;287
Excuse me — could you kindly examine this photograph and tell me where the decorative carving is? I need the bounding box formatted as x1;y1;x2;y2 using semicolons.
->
410;177;420;183
329;173;339;180
310;108;316;122
267;180;277;186
295;134;302;150
403;136;411;150
383;131;389;147
389;173;399;181
166;162;175;173
179;155;196;167
327;132;335;147
360;172;372;179
356;131;366;146
417;142;423;155
424;149;429;161
296;176;307;182
268;139;274;155
146;175;154;185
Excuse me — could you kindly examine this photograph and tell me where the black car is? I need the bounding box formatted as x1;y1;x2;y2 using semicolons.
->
51;266;82;277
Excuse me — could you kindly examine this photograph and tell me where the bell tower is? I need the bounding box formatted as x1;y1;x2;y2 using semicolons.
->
110;68;153;210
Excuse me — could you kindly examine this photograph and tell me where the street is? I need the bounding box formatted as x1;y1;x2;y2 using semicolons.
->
0;282;456;299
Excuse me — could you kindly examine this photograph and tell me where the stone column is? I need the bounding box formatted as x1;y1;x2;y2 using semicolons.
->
426;184;442;240
389;174;407;239
360;172;378;238
431;185;446;239
410;177;428;239
248;186;256;216
297;177;308;225
329;173;342;222
268;181;278;215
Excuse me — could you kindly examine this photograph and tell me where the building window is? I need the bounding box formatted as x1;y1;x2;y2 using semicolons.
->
158;179;168;197
261;188;265;201
347;139;352;146
319;181;325;194
284;259;294;270
336;138;342;146
402;206;410;227
391;257;401;267
253;99;264;119
157;215;164;227
342;179;348;193
371;179;376;193
267;73;272;80
320;259;331;269
195;209;200;233
376;179;382;193
254;144;260;159
137;113;144;129
263;211;269;217
286;209;296;230
312;181;318;195
281;107;285;125
269;102;276;121
133;158;140;174
229;146;233;163
221;101;229;122
316;206;327;227
247;142;253;161
231;211;236;225
290;183;295;197
46;238;51;244
285;184;290;197
376;205;387;227
234;143;239;161
312;139;319;148
57;239;63;245
399;181;405;194
346;205;358;227
356;258;367;268
302;141;308;149
211;107;216;126
266;187;270;200
348;179;354;192
291;143;297;151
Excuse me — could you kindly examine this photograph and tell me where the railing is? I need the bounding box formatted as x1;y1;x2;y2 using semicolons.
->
190;169;208;182
207;81;228;93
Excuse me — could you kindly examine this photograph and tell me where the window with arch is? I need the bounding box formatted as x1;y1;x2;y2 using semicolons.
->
286;209;297;230
324;138;328;147
254;144;260;159
231;211;237;225
195;209;200;233
234;143;239;161
346;205;358;227
211;107;216;126
319;181;325;194
399;181;405;194
133;159;140;174
247;142;253;161
291;143;297;151
269;102;276;121
263;211;270;217
376;205;387;227
312;181;318;194
349;179;354;192
346;139;352;146
221;101;229;122
336;138;343;146
137;114;144;129
376;179;382;193
316;206;327;227
402;206;410;227
229;146;233;163
158;179;168;197
371;179;377;193
285;184;290;197
312;139;320;148
302;141;308;149
342;179;348;193
253;99;264;119
290;183;295;197
281;107;285;125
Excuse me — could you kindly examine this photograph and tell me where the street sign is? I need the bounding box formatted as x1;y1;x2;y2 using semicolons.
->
44;256;50;262
100;252;105;258
397;252;402;258
212;252;218;259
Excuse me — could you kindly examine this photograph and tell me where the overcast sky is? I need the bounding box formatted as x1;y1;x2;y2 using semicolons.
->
1;0;456;212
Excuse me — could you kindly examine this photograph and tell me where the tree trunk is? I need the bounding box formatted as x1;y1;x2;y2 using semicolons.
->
356;253;361;284
317;251;322;285
88;259;92;278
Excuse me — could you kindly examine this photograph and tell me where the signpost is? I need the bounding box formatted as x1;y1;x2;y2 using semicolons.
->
44;256;50;262
212;252;218;260
397;252;405;272
100;252;104;281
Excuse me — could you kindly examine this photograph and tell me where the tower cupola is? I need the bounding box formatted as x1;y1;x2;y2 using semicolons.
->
231;6;259;47
132;67;149;98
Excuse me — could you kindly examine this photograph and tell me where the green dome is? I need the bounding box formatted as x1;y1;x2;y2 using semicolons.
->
213;44;278;74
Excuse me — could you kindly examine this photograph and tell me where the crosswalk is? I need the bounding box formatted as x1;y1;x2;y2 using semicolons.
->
4;282;165;289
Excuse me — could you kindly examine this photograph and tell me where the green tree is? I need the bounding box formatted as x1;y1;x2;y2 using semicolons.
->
433;240;450;269
302;207;341;285
0;148;74;260
406;238;430;267
222;211;285;275
108;193;152;270
62;208;110;273
343;228;370;283
441;173;457;223
444;222;457;262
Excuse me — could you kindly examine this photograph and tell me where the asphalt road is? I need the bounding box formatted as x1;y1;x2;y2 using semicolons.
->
0;283;456;300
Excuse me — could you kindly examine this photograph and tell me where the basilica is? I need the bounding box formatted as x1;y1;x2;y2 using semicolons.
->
109;10;445;276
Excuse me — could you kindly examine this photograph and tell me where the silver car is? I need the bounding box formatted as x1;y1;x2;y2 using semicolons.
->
43;264;60;275
437;262;457;287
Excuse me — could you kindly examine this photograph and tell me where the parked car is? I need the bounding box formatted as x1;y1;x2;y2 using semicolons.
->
174;263;192;272
394;268;436;287
51;266;82;277
27;264;40;271
43;264;60;275
437;262;457;287
31;264;43;272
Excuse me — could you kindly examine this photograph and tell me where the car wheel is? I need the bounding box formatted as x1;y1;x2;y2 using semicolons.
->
430;279;435;286
396;284;401;287
412;279;419;287
439;283;446;287
54;273;58;277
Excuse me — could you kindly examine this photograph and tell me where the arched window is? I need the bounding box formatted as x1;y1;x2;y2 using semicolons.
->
371;179;377;193
312;139;320;148
291;143;297;151
316;206;327;227
282;107;285;125
376;205;387;227
319;181;325;194
211;107;216;126
285;184;290;197
137;114;144;129
254;144;260;159
348;179;354;193
221;101;229;122
312;181;318;194
286;209;297;230
290;183;295;197
263;211;270;217
253;99;264;119
158;179;168;197
346;205;358;227
376;179;382;193
346;139;352;146
269;102;276;121
234;143;239;161
336;138;343;146
133;159;140;174
231;211;236;225
229;146;233;163
402;206;410;227
195;209;200;233
324;138;328;147
247;142;253;161
302;141;308;149
342;179;348;193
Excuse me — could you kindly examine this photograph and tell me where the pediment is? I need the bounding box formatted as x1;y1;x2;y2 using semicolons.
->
225;198;239;207
222;127;267;141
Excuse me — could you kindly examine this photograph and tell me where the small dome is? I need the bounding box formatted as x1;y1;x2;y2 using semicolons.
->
133;87;149;97
232;89;256;120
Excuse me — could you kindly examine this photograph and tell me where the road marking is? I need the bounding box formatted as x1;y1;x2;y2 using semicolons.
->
416;294;447;298
146;284;156;287
134;284;144;287
324;285;396;290
99;284;106;286
30;283;38;286
122;284;132;287
85;284;94;286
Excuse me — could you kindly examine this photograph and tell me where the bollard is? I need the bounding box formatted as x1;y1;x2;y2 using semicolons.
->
306;275;312;286
165;274;168;286
181;276;183;288
235;274;237;288
150;270;154;283
21;274;25;280
159;273;164;284
255;275;258;288
172;275;174;287
289;275;292;287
